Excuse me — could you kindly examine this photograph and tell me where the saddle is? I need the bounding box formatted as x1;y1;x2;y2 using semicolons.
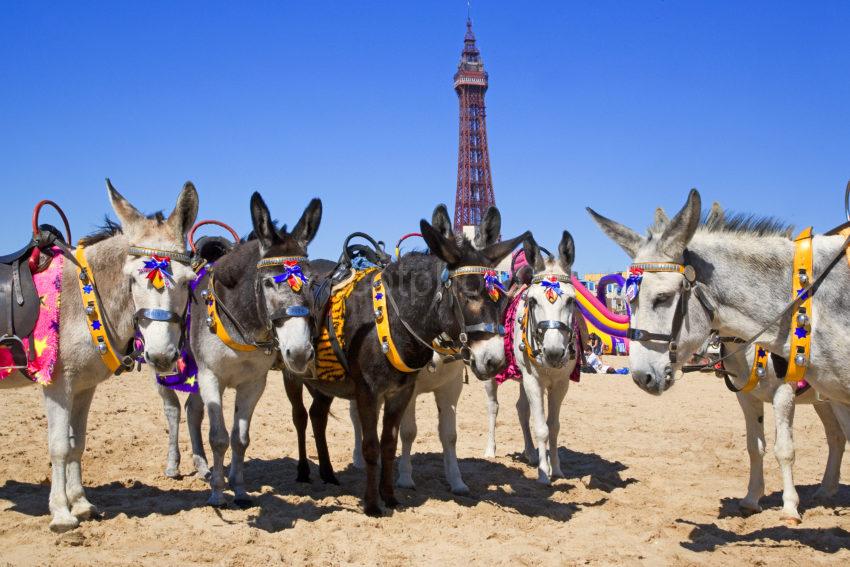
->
0;225;66;368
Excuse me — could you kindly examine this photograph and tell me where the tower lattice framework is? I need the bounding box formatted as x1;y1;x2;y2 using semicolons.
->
453;18;496;234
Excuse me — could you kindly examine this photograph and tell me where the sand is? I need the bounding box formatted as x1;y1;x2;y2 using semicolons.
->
1;359;849;566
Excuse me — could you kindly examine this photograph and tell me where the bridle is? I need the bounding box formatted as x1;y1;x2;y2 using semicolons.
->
255;255;314;332
625;261;717;364
521;273;576;364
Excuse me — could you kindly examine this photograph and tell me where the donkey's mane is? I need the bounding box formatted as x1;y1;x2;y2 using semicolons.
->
78;212;166;246
697;211;794;238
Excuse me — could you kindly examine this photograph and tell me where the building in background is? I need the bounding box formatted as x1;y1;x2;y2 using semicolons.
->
579;271;629;315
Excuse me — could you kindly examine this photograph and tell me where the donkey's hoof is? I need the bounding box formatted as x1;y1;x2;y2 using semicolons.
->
738;499;762;515
71;500;98;520
484;447;496;459
364;504;383;517
536;472;552;486
551;468;565;480
320;469;340;485
49;513;80;533
813;486;838;501
451;483;470;496
383;496;399;508
233;495;254;509
525;453;540;466
164;465;180;479
396;476;416;490
782;514;802;526
296;462;311;483
207;493;227;508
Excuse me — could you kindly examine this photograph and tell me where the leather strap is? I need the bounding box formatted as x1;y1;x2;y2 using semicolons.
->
786;227;813;383
205;275;257;352
372;272;419;373
840;227;850;269
75;245;123;373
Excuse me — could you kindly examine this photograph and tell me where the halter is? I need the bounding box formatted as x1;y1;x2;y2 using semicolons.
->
446;265;507;337
77;244;192;374
625;261;716;364
520;273;576;365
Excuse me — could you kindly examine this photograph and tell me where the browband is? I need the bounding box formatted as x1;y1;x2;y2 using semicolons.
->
448;265;493;278
129;246;191;265
256;256;308;269
630;262;685;274
531;273;572;285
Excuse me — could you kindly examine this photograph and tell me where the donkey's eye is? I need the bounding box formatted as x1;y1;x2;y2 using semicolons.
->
653;293;673;308
264;278;275;288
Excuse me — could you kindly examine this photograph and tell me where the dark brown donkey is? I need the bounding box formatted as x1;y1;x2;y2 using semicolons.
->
285;206;528;516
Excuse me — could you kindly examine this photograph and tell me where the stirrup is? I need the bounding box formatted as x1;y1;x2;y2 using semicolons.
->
0;334;30;371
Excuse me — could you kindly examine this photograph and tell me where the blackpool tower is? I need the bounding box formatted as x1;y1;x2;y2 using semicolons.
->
453;17;496;235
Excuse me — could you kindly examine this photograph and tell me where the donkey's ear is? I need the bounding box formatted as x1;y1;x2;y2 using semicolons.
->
650;207;669;233
250;192;281;253
106;178;145;228
522;234;546;272
421;219;462;265
430;204;453;239
291;198;322;247
482;231;531;267
705;201;724;229
558;230;575;273
658;189;702;258
586;207;644;259
165;181;199;240
474;207;501;250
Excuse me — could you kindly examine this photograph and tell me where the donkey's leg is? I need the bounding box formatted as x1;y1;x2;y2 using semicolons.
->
735;392;766;514
395;393;418;490
546;379;570;480
43;384;79;532
199;368;229;507
350;401;366;470
67;387;97;520
812;402;845;500
379;385;415;509
435;376;469;495
772;383;801;524
516;385;536;465
185;393;210;479
283;374;311;482
523;376;551;484
228;376;267;504
308;390;339;484
156;380;182;478
483;378;499;458
355;389;382;516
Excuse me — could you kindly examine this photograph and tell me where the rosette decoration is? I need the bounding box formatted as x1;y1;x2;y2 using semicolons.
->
274;260;308;292
139;255;173;290
540;276;563;304
624;266;643;303
484;269;505;302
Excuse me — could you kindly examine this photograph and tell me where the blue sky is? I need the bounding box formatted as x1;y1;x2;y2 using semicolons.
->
1;1;848;274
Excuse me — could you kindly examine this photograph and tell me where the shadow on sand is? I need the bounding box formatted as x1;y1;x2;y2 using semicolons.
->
677;483;850;553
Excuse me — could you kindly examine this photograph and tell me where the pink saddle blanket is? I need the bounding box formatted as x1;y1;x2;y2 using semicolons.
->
0;248;63;385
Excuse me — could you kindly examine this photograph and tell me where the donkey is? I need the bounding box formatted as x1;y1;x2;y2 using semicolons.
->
0;180;199;532
589;189;850;520
289;207;528;515
482;233;578;484
652;202;846;522
349;205;502;495
189;193;321;506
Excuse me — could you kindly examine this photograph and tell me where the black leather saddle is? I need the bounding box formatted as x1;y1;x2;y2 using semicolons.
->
0;225;66;369
192;235;234;269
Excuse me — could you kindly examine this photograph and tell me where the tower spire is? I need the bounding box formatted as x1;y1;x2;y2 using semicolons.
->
453;14;495;234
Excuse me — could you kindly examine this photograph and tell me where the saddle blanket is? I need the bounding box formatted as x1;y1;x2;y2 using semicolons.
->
0;248;64;385
315;268;377;381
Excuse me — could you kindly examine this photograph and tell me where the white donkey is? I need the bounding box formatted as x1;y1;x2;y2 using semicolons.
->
1;180;199;532
350;205;502;495
191;193;321;506
669;203;846;523
589;189;850;522
484;232;578;484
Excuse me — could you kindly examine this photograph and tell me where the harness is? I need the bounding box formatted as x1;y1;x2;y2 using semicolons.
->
519;273;576;365
75;244;191;374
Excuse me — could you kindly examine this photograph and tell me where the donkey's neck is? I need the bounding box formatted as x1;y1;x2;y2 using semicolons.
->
81;234;137;348
382;254;447;367
688;231;802;349
214;242;266;335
